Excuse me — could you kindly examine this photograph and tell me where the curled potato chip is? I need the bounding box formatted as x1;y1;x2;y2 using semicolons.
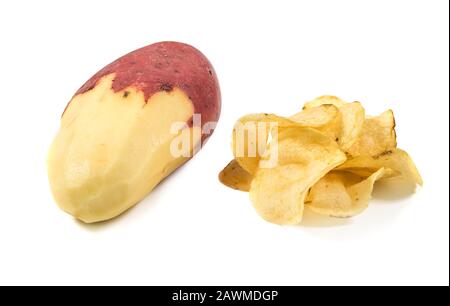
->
274;127;345;166
232;113;301;174
290;104;340;128
303;95;347;109
347;109;397;157
337;148;423;185
337;102;366;151
249;127;347;224
290;104;341;141
306;168;385;218
301;97;366;151
219;159;252;192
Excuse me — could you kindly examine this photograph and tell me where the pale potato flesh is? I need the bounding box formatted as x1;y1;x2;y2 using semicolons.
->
48;74;200;223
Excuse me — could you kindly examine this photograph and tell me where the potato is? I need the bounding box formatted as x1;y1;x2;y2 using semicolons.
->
48;41;221;223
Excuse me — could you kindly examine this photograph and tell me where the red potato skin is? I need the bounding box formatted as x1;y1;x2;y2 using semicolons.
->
68;41;221;143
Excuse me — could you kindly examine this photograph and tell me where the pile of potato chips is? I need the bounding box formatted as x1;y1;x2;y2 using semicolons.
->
219;96;422;225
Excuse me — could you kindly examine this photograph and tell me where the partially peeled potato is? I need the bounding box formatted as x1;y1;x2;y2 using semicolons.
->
48;41;221;223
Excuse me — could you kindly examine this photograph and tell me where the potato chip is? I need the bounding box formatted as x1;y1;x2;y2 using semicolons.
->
301;97;366;151
337;149;423;185
219;159;252;192
336;102;366;151
220;95;421;225
306;168;385;218
220;105;343;193
232;113;301;174
347;109;397;157
274;127;346;166
290;104;340;128
303;95;347;109
290;104;342;141
249;127;347;224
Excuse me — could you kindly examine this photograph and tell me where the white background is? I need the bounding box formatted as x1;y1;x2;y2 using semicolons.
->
0;0;448;286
